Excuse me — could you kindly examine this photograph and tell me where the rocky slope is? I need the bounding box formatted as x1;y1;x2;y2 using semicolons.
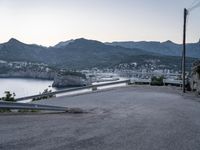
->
52;73;90;88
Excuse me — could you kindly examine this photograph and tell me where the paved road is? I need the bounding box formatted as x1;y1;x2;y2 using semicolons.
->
1;86;200;150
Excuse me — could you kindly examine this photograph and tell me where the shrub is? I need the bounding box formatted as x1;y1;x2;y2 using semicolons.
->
0;91;16;102
0;91;16;112
32;89;55;101
151;76;164;86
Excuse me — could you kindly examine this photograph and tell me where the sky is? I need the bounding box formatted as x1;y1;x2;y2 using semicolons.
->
0;0;200;46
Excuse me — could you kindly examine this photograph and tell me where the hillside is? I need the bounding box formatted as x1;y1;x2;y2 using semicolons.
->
0;38;156;69
106;40;200;58
0;38;198;70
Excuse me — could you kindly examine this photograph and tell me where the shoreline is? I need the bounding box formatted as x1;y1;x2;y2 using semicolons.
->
0;76;54;81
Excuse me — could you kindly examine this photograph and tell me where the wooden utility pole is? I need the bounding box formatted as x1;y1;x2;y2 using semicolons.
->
182;8;188;93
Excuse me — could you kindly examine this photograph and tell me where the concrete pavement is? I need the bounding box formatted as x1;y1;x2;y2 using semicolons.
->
1;86;200;150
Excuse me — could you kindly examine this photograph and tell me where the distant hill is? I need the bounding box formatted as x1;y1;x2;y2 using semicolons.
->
106;40;200;58
0;38;156;69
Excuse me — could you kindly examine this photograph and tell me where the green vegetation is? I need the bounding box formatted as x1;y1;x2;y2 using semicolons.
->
0;91;16;102
59;71;86;79
151;76;164;86
0;91;16;112
18;109;39;113
32;89;55;101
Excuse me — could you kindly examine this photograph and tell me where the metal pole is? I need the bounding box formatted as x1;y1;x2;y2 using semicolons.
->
182;8;188;93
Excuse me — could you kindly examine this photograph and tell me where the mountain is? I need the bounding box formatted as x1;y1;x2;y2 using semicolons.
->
51;38;158;68
106;40;200;58
54;39;74;48
0;38;156;69
0;38;49;63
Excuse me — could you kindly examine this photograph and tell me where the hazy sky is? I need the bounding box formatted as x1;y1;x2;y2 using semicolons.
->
0;0;200;46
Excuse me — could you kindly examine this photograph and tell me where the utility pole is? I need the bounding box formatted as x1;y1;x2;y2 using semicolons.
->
182;8;188;93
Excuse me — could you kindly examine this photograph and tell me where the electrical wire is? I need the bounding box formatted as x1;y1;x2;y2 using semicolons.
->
188;0;200;11
186;0;200;36
189;0;200;8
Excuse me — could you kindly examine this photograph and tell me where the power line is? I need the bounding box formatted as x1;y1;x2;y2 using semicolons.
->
188;0;200;11
189;0;200;8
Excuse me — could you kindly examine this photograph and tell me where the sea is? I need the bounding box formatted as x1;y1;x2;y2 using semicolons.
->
0;78;56;98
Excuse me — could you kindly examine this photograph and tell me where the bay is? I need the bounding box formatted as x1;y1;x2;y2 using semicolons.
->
0;78;55;98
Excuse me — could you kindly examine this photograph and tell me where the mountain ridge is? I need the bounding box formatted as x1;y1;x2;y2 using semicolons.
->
0;38;156;69
106;40;200;58
0;38;199;70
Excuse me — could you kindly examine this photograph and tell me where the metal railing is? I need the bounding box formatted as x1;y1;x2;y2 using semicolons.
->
130;78;183;86
0;101;82;112
163;79;183;85
15;80;130;102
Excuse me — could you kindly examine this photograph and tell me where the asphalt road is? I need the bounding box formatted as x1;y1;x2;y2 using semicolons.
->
1;86;200;150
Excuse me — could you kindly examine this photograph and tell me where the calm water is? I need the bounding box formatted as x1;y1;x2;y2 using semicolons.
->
0;78;56;98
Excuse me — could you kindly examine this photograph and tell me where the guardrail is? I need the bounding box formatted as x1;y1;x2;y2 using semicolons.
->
0;101;81;112
163;79;183;85
130;79;151;84
15;80;130;102
126;71;181;76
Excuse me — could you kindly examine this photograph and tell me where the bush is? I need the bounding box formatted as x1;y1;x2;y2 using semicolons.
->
0;91;16;102
32;89;55;101
0;91;16;112
151;76;164;86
